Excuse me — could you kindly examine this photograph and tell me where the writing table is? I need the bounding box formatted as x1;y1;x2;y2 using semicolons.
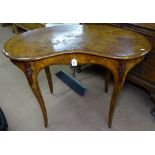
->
3;24;151;128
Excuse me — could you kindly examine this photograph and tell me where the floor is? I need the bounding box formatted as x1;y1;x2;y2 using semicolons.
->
0;24;155;131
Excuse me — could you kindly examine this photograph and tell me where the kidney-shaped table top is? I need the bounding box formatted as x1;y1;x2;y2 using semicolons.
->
3;24;151;61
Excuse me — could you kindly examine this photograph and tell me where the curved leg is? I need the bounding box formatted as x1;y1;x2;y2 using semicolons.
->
108;74;125;128
45;66;53;94
24;62;48;127
108;58;144;128
10;54;144;128
105;69;110;93
108;61;127;128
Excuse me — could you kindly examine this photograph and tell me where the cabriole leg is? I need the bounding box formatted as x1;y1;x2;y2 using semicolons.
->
108;58;144;128
108;61;127;128
24;62;48;127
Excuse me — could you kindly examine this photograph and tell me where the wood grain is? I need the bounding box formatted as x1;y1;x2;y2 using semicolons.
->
3;24;151;128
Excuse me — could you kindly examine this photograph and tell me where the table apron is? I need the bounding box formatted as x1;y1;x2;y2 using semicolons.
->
32;53;144;76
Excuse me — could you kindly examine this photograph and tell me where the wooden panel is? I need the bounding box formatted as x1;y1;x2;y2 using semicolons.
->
131;62;155;84
15;23;45;30
112;23;155;36
127;73;155;94
112;23;155;48
131;23;155;31
144;49;155;66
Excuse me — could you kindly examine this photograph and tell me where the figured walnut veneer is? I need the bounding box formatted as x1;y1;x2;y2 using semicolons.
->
3;24;151;128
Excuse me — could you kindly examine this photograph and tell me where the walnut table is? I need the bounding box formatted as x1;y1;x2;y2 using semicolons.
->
3;24;151;128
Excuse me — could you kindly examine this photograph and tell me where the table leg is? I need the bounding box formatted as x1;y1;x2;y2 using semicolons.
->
108;59;141;128
105;69;110;93
10;55;144;128
108;61;129;128
108;73;125;128
12;60;48;127
25;63;48;127
45;66;53;94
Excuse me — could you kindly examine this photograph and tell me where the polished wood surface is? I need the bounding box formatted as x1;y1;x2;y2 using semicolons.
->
3;24;150;60
3;24;151;128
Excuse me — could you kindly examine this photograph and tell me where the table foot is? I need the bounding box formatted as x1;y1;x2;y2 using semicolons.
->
108;123;112;128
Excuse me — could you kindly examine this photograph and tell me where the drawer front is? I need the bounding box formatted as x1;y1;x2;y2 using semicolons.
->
16;23;45;30
131;62;155;84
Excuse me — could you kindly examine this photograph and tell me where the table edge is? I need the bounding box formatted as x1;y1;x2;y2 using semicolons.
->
2;45;152;61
